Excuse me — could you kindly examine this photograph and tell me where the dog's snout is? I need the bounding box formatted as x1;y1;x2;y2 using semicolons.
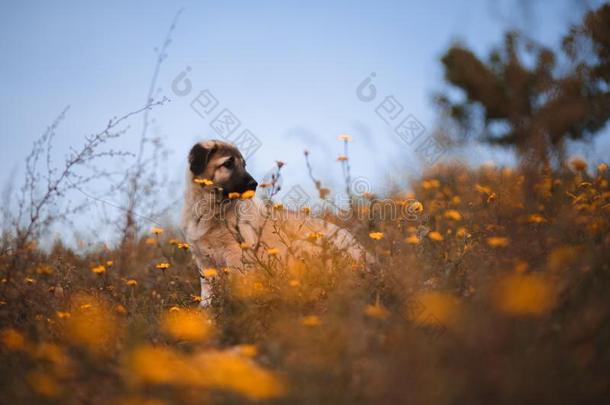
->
247;177;258;190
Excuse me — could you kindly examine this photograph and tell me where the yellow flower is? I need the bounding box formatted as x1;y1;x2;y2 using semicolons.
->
570;157;587;172
368;232;384;240
151;227;164;235
1;328;26;351
105;260;113;267
161;308;213;342
422;179;440;189
409;201;424;214
273;202;284;210
493;274;555;316
338;134;352;141
65;293;118;354
194;178;214;186
241;190;256;199
191;295;203;303
527;214;547;224
228;192;241;199
177;243;190;251
237;344;258;358
428;231;444;242
91;265;106;275
202;268;218;278
155;262;170;270
405;234;420;245
24;277;36;284
475;184;493;195
266;247;279;256
301;315;321;327
302;207;311;215
336;155;348;161
27;371;60;397
364;304;389;320
126;279;138;286
307;232;324;240
407;291;461;326
444;209;462;221
36;265;54;275
456;227;469;238
487;237;510;248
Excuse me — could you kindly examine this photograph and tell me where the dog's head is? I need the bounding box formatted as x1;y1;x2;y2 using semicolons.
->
188;140;258;197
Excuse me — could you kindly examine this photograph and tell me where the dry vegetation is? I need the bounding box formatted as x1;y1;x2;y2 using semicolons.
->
1;140;609;403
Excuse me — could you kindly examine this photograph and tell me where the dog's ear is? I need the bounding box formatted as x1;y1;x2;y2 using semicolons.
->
189;142;215;175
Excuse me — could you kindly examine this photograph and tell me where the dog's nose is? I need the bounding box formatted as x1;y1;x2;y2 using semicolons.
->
247;178;258;190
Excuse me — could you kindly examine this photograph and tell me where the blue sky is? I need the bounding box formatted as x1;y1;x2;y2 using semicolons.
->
1;0;608;239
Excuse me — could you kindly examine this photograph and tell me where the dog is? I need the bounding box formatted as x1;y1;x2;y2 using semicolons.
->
181;139;366;305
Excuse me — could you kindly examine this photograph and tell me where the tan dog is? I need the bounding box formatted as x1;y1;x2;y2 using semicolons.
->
181;140;365;305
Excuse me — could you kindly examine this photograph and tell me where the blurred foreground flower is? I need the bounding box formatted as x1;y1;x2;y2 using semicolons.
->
407;291;461;326
161;308;213;342
493;274;555;316
1;328;26;351
128;346;285;400
64;293;118;354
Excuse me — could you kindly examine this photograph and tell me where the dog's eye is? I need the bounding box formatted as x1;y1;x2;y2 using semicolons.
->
222;158;234;169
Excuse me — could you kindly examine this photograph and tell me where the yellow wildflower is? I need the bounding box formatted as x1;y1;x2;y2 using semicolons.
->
428;231;444;242
570;157;587;172
409;201;424;214
237;344;258;358
336;155;348;161
161;308;213;342
487;237;510;248
405;234;420;245
241;190;256;199
193;178;214;186
493;274;555;316
126;279;138;286
338;134;352;141
228;192;241;199
527;213;547;224
273;202;284;210
368;232;384;240
1;328;26;351
151;227;164;235
105;260;113;267
444;209;462;221
364;304;389;320
266;247;279;256
91;265;106;275
301;315;321;327
155;262;170;270
202;268;218;278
